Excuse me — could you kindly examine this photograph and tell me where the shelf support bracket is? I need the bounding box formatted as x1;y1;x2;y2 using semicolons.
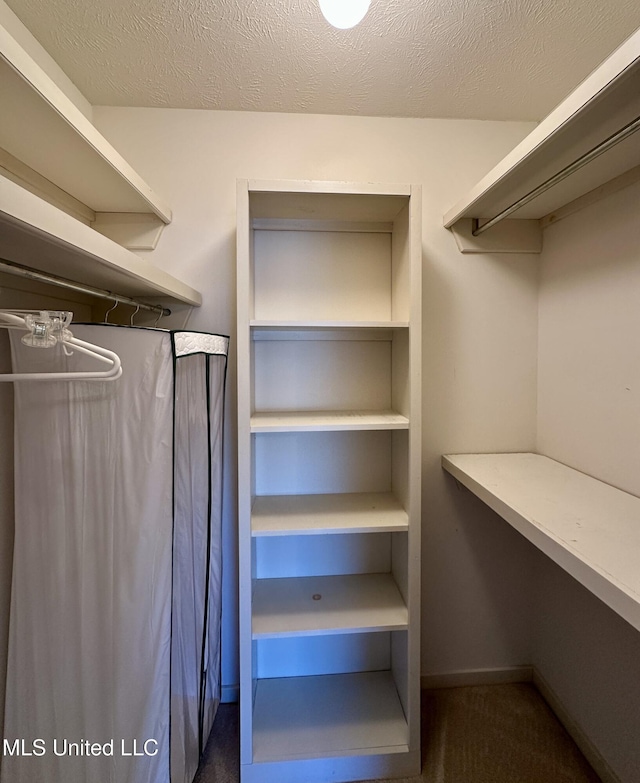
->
91;213;167;250
449;218;542;254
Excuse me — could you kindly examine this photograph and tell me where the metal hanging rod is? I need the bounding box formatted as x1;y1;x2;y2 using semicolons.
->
472;113;640;236
0;258;171;317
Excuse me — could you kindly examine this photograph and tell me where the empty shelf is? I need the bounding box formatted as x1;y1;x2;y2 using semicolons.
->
251;320;409;330
442;452;640;631
251;492;409;536
250;409;409;432
0;26;171;220
252;671;409;762
252;573;408;638
443;30;640;226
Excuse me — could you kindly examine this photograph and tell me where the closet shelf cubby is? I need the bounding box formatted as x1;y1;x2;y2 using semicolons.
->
252;671;410;763
442;452;640;632
237;179;422;783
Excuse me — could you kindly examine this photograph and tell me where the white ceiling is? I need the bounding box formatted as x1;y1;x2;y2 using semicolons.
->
6;0;640;121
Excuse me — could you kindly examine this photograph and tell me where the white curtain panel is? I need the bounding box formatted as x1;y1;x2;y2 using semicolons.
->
2;325;228;783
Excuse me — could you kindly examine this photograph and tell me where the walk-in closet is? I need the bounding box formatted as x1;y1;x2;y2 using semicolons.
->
1;2;639;783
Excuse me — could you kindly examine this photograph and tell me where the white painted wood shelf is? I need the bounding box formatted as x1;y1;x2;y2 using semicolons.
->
443;28;640;227
248;182;411;222
0;18;203;309
251;492;409;536
252;671;409;762
442;452;640;632
250;409;409;432
0;178;201;306
251;320;409;330
252;573;408;638
0;23;171;221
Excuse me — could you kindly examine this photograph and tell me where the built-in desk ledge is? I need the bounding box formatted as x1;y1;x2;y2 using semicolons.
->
442;453;640;632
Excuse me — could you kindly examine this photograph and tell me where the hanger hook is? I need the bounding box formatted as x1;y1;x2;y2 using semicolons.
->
153;308;163;328
130;303;140;326
104;298;119;324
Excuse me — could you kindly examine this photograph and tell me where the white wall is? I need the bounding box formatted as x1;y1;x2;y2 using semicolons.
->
534;556;640;783
534;178;640;783
538;179;640;496
93;107;539;690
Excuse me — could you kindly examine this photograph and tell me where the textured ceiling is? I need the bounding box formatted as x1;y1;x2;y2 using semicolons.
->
6;0;640;120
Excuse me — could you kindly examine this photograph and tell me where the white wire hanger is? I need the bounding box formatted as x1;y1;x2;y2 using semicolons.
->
0;310;122;382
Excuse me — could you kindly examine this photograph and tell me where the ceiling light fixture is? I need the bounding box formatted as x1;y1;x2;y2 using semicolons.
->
319;0;371;29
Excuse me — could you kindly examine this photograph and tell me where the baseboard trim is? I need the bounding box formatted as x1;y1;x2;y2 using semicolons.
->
421;665;533;690
532;669;621;783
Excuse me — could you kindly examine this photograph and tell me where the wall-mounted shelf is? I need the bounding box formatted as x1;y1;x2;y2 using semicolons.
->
0;177;201;307
442;453;640;633
443;28;640;232
0;22;171;223
0;15;200;311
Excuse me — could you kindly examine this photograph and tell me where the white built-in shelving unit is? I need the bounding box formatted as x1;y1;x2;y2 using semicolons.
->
444;27;640;234
0;17;201;309
237;180;422;783
442;453;640;633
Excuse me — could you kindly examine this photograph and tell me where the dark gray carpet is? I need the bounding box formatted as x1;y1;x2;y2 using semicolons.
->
194;683;601;783
193;702;239;783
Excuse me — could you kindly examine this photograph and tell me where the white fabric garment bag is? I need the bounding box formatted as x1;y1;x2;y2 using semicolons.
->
2;324;228;783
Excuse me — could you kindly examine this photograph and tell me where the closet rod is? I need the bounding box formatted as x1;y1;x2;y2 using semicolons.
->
472;113;640;236
0;258;171;317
